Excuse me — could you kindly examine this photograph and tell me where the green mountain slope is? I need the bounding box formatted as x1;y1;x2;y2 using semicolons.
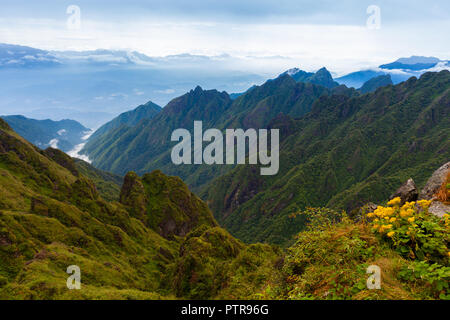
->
86;100;161;144
81;86;232;177
204;71;450;245
73;158;123;202
0;119;279;299
359;74;393;94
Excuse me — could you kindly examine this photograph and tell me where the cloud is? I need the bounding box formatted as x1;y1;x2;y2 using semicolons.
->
424;61;450;72
155;89;175;94
0;0;449;74
49;138;58;148
133;89;145;96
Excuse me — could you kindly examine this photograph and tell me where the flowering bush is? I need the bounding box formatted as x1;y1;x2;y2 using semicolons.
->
367;197;449;262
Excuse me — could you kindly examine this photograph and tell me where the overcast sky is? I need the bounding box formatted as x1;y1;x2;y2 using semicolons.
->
0;0;449;74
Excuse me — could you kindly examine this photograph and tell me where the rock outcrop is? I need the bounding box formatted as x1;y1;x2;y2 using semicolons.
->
119;170;217;239
389;178;418;205
428;201;450;218
419;162;450;200
120;171;149;223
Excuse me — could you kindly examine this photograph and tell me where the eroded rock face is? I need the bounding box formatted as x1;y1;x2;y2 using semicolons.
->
119;170;217;239
428;201;450;218
119;171;149;224
419;162;450;200
390;178;418;205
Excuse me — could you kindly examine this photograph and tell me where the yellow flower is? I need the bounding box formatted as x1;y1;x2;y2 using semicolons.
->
387;197;401;207
379;224;393;233
385;207;395;216
400;208;414;218
389;217;397;222
387;231;395;237
417;199;432;209
408;217;415;223
367;212;375;218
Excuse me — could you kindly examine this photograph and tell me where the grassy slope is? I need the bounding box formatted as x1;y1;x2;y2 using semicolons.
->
0;119;280;299
273;214;449;300
0;119;178;299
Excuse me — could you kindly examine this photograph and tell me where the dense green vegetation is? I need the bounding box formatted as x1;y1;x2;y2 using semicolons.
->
73;158;123;202
0;119;279;299
86;101;161;147
359;74;393;94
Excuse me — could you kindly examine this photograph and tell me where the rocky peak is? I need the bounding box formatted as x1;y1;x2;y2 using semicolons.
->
310;67;339;89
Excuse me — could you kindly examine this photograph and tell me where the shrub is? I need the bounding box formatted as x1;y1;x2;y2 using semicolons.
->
398;261;450;299
367;197;449;263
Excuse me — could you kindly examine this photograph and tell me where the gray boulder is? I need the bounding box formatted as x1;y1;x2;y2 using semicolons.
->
390;178;418;205
419;162;450;200
428;201;450;218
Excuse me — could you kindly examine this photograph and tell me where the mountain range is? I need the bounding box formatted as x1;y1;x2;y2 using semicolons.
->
0;115;89;153
335;56;450;88
1;43;449;247
77;66;449;245
1;42;448;128
0;43;266;128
